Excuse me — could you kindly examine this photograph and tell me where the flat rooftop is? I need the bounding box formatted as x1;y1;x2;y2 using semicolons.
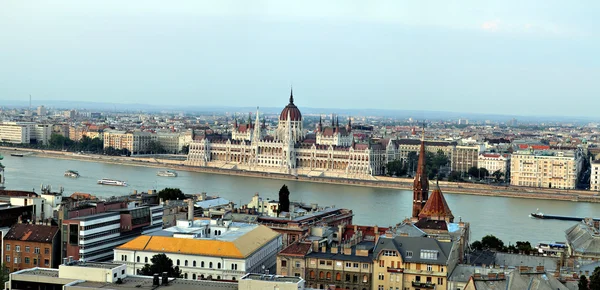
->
70;211;119;221
242;273;302;283
11;268;59;278
65;261;124;269
70;276;237;290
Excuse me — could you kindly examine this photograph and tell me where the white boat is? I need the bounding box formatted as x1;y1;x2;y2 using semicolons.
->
64;170;80;178
157;170;178;177
97;178;127;186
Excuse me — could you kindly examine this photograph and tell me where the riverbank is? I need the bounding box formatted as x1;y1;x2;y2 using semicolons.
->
2;146;599;203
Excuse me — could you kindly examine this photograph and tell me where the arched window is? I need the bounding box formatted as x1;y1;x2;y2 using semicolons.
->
232;277;236;281
184;273;188;279
192;274;196;280
185;260;188;266
310;270;315;279
217;276;221;280
336;273;341;281
217;262;221;269
319;271;324;279
345;274;350;282
177;259;180;266
136;256;140;262
201;261;205;268
326;272;332;280
193;261;196;267
363;275;368;283
145;257;148;263
209;262;213;268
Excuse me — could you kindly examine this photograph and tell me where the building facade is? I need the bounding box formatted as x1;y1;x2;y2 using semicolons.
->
114;220;282;280
187;90;385;178
103;130;157;154
478;153;510;175
591;160;600;191
510;150;578;189
3;223;60;273
452;145;479;173
0;122;31;144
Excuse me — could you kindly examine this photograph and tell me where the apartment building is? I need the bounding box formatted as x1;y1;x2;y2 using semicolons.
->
372;236;459;290
31;124;52;145
452;145;479;173
591;160;600;191
0;122;31;144
3;223;60;273
114;219;282;281
478;153;510;175
156;132;189;153
103;130;157;154
510;150;578;189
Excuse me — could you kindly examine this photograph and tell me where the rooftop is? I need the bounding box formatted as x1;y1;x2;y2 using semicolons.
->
241;273;303;284
4;223;59;243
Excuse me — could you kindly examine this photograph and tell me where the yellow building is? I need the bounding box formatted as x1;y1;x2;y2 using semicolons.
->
103;130;156;154
372;235;459;290
510;150;578;189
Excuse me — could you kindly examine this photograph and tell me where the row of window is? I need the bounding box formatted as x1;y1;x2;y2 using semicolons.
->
5;245;47;254
310;259;369;269
6;255;49;266
308;270;368;283
124;255;239;271
80;219;120;231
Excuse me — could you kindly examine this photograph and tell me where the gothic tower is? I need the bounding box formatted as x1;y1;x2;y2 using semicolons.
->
412;125;429;218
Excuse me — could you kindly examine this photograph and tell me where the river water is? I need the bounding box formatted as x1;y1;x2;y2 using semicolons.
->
2;152;599;245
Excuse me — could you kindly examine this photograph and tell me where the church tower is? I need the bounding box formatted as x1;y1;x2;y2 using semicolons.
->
412;125;429;218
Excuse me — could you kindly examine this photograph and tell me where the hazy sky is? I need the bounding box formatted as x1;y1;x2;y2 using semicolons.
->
1;1;599;116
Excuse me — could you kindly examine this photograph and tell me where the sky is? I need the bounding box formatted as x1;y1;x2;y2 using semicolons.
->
1;1;599;117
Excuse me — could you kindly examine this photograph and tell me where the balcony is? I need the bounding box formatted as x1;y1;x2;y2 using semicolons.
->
387;267;404;273
412;281;435;289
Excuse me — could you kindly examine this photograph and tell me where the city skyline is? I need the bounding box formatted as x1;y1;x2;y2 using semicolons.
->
1;1;599;117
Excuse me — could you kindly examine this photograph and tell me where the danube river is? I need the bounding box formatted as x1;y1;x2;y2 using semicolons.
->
2;152;599;245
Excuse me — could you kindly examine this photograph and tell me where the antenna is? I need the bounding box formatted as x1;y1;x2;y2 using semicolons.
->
29;94;32;110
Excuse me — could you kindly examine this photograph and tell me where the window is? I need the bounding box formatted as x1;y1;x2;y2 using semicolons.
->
15;246;20;252
33;259;37;265
137;256;140;262
34;247;40;254
346;262;352;268
177;259;180;266
406;251;413;258
441;267;444;273
326;272;331;280
45;248;49;255
320;260;326;265
282;260;287;267
25;257;30;264
5;256;9;263
363;275;368;283
335;273;341;281
382;250;398;256
44;259;49;266
217;262;221;269
420;250;438;260
353;263;359;268
295;261;301;268
346;274;350;282
379;260;384;267
437;277;443;285
185;260;188;266
378;273;385;280
378;286;384;290
193;261;196;267
310;270;315;279
427;265;432;271
193;274;196;280
145;257;148;263
326;261;332;266
353;275;358;283
209;262;213;268
5;244;9;251
184;273;188;279
25;246;30;253
201;261;205;268
319;271;324;279
363;263;369;269
114;273;117;278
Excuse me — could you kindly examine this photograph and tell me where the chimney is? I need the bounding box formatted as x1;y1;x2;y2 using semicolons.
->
68;256;73;264
474;272;481;279
498;272;505;279
343;246;352;255
153;274;160;286
374;225;379;241
187;199;194;221
162;272;168;285
536;265;545;273
487;273;496;280
321;246;326;253
200;192;207;201
331;247;338;254
63;258;68;265
312;241;319;252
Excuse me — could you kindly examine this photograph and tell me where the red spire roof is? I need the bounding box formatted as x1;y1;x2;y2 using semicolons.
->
412;126;429;218
418;182;454;222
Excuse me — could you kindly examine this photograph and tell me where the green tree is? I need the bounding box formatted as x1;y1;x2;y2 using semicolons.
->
579;274;589;290
0;263;8;286
146;141;166;154
481;235;505;251
448;171;463;182
386;160;404;176
591;267;600;290
139;254;182;278
515;241;533;254
158;188;186;201
492;170;504;182
182;145;190;154
278;185;291;215
471;240;483;251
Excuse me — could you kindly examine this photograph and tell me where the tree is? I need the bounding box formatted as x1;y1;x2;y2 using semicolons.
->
139;254;182;278
471;241;483;251
0;263;8;286
146;141;166;154
386;160;404;176
448;171;463;182
515;241;533;254
158;188;186;201
579;274;589;290
481;235;504;251
590;267;600;290
492;170;504;182
278;185;290;215
182;145;190;154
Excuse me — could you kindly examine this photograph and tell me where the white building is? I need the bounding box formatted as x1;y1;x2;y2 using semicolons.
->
478;153;510;175
0;122;32;144
37;106;47;117
591;160;600;191
32;124;52;145
114;219;282;280
510;150;578;189
156;131;193;154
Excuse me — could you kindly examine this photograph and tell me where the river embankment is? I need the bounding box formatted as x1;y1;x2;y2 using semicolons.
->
2;146;599;203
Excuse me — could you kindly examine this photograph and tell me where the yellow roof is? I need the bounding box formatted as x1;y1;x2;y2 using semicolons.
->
117;225;280;259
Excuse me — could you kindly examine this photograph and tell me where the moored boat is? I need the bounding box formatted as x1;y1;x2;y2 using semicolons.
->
64;170;80;178
10;153;24;157
157;170;178;177
97;178;127;186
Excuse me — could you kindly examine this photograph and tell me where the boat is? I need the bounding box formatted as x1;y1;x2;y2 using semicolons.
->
530;209;600;222
157;170;178;177
10;153;24;157
97;178;127;186
535;241;566;256
64;170;80;178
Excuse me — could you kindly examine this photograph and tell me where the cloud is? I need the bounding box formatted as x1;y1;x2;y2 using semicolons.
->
481;20;500;32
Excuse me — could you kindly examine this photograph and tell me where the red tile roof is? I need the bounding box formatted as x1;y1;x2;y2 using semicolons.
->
418;183;454;222
4;223;59;243
279;242;312;257
0;190;38;197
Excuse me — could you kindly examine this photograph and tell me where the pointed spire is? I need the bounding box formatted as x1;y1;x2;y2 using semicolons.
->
421;122;425;142
253;107;261;142
331;114;335;127
412;121;429;218
289;86;294;104
336;117;339;127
